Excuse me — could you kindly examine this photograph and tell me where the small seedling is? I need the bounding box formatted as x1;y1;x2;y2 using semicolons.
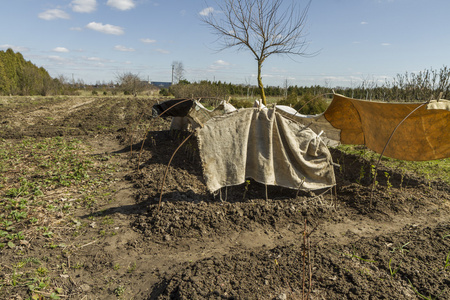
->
336;248;377;263
43;231;53;238
390;241;410;254
384;172;392;193
388;258;400;277
408;279;440;300
357;165;365;184
242;179;251;200
72;262;83;269
36;266;48;277
127;262;137;273
370;164;378;186
49;292;62;299
101;216;114;225
444;251;450;270
114;285;125;297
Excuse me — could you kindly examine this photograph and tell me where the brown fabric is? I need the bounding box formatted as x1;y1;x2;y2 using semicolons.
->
324;94;450;161
196;108;336;192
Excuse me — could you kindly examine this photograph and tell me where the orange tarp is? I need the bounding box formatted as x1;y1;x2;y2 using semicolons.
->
324;94;450;161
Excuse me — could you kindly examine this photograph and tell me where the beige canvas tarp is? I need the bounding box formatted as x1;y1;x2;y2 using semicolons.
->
196;107;336;192
272;105;341;147
165;93;448;193
252;100;341;147
324;94;450;161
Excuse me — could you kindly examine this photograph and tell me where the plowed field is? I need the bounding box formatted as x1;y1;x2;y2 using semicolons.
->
0;96;449;299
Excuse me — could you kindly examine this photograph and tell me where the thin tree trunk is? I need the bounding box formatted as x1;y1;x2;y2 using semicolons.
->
257;59;267;105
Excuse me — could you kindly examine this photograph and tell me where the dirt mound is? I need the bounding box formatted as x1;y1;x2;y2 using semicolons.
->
153;223;450;300
134;178;450;299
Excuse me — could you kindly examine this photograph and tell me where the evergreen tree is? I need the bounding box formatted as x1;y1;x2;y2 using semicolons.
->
0;48;56;96
0;60;9;94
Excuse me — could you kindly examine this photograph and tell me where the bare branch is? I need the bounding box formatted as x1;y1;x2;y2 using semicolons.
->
200;0;315;104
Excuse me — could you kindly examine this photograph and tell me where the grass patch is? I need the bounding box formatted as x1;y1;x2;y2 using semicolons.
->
336;145;450;185
0;136;120;297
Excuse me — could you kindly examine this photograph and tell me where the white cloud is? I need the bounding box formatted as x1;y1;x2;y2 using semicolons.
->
381;43;391;46
71;0;97;13
154;48;170;54
53;47;70;53
215;60;230;66
107;0;135;10
86;22;124;35
140;38;156;43
0;44;29;52
208;60;231;71
361;21;368;25
114;45;135;52
199;7;214;16
38;9;70;20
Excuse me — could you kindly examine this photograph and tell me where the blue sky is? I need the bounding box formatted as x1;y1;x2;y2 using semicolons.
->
1;0;449;87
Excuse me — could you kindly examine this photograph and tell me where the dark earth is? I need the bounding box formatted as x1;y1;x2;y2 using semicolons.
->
0;96;449;299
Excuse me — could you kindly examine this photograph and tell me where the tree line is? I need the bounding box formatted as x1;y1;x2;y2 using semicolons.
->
0;48;67;96
168;79;329;99
2;48;449;103
169;66;450;103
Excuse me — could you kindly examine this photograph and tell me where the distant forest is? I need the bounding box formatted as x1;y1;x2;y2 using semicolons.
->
2;48;449;103
0;48;65;96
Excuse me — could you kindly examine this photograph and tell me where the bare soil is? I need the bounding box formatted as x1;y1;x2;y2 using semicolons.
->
0;96;449;299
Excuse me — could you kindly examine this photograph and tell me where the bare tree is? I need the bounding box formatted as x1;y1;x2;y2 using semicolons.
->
172;61;185;84
116;72;146;96
201;0;313;105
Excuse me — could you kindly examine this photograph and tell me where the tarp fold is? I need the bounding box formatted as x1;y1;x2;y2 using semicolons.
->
196;108;336;192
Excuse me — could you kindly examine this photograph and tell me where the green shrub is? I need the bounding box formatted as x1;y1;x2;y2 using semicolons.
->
293;94;328;115
277;90;298;107
159;88;170;96
277;92;328;115
229;98;253;108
